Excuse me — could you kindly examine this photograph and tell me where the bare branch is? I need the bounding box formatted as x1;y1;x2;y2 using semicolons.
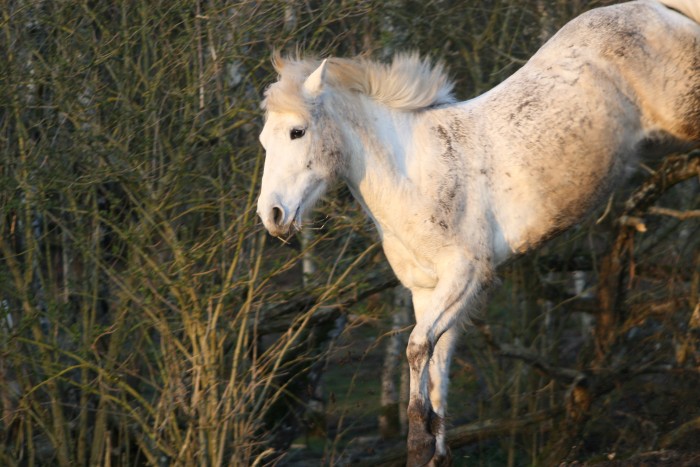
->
352;408;562;466
647;206;700;220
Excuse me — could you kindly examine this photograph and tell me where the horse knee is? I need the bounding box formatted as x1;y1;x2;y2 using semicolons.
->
406;338;432;372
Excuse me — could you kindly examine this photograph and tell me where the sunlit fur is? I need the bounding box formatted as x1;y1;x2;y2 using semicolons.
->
257;1;700;465
263;52;455;117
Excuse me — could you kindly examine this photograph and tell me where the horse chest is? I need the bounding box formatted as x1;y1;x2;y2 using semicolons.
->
381;231;439;291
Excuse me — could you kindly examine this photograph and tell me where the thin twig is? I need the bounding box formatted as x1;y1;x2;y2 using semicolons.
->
647;206;700;220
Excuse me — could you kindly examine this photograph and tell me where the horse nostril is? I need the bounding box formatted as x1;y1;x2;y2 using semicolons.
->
272;206;284;225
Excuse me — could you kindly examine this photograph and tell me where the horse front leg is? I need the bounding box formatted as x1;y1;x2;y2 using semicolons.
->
406;256;491;467
428;325;459;465
406;323;438;467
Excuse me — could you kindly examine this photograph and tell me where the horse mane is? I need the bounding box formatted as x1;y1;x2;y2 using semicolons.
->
263;52;455;116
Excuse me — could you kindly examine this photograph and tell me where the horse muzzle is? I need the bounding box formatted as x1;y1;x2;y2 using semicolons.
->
257;201;298;238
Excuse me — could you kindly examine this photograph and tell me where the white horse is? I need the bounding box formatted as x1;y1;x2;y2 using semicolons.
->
257;1;700;465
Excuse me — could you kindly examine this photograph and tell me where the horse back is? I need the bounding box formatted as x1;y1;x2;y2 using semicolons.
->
471;0;700;258
535;0;700;143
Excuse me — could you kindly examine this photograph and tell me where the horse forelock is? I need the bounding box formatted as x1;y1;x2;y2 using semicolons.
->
262;52;456;116
261;51;316;118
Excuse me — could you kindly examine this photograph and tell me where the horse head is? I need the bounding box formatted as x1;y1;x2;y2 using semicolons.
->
257;59;342;238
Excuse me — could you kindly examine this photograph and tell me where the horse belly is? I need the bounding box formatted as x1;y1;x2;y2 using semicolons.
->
485;65;645;255
494;182;605;256
492;123;630;256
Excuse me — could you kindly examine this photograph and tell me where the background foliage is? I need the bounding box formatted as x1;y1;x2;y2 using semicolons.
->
1;0;699;465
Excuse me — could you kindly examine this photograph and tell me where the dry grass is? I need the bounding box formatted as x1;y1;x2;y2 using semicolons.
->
0;1;698;465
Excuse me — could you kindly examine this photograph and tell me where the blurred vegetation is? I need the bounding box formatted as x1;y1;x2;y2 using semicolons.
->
1;0;698;466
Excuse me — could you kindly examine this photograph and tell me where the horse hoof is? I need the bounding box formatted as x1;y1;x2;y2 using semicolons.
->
407;431;436;467
429;449;453;467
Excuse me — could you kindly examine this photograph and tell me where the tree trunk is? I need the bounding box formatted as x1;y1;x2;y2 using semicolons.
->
379;286;411;439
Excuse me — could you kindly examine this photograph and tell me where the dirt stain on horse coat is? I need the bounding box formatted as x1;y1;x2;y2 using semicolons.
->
429;124;465;231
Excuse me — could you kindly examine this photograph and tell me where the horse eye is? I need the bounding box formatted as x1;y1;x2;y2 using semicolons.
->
290;128;306;140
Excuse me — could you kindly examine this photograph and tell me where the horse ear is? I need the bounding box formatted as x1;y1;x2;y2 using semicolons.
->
303;59;327;99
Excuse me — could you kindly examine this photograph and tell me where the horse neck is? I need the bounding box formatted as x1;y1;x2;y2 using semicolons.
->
334;95;420;232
